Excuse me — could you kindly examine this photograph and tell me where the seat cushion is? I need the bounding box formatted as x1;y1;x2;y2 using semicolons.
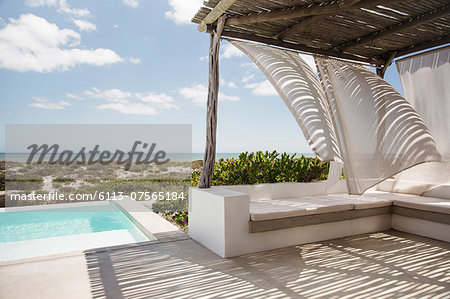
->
250;191;450;222
364;191;450;215
393;196;450;215
250;196;353;221
326;193;393;210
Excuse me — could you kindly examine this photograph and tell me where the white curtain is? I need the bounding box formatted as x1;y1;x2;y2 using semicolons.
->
393;46;450;195
229;40;341;163
229;39;441;195
315;57;441;194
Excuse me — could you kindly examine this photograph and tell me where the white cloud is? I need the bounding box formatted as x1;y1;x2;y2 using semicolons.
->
84;87;178;115
128;57;141;64
122;0;139;8
97;102;157;115
245;80;278;96
113;24;119;28
73;19;96;32
25;0;58;7
178;83;239;107
165;0;203;24
26;0;90;18
227;81;237;88
220;77;237;88
85;88;130;100
65;93;82;100
241;74;254;83
29;96;71;110
58;0;90;18
0;14;123;72
222;43;243;59
199;55;208;62
178;84;206;106
240;62;257;68
220;93;240;102
26;0;92;29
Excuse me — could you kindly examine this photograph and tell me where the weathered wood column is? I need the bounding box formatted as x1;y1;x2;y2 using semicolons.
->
199;16;226;188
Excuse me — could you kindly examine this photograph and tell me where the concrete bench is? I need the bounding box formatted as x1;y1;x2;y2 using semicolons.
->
249;194;393;232
189;181;450;258
248;192;450;238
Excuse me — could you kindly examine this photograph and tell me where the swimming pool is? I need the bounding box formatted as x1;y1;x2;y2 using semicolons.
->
0;203;155;261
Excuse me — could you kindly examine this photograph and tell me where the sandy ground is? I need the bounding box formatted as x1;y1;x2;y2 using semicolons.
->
0;230;449;299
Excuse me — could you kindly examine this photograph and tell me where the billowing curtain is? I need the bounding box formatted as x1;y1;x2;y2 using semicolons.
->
393;46;450;195
229;40;341;163
229;39;441;195
315;57;441;194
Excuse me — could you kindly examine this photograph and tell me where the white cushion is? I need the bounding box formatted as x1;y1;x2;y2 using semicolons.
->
423;185;450;200
365;191;450;215
327;193;393;210
250;196;353;221
249;191;450;222
393;197;450;215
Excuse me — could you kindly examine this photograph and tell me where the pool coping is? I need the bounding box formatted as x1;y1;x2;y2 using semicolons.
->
0;200;109;212
112;196;188;242
0;198;189;266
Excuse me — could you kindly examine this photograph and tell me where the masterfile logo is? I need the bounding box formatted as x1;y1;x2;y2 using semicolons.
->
4;124;192;211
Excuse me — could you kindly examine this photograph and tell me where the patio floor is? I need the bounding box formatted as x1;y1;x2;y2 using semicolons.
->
0;230;449;298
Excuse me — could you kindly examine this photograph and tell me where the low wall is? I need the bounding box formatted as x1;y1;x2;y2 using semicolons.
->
221;180;347;200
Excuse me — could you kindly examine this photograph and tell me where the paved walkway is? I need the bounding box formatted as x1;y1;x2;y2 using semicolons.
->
1;230;449;298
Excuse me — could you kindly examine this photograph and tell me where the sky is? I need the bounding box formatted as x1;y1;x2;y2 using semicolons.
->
0;0;405;154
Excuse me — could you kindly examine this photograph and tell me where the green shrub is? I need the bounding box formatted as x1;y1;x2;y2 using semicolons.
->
161;211;188;229
171;211;188;227
187;151;329;187
5;176;44;191
151;198;188;213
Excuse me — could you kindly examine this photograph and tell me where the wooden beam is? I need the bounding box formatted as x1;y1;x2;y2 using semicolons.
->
275;16;317;40
226;0;398;27
274;0;399;40
394;35;450;58
199;17;226;188
334;4;450;51
198;0;238;32
207;27;384;64
226;0;366;26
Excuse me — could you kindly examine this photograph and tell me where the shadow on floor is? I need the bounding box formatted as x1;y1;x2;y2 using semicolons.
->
85;230;450;298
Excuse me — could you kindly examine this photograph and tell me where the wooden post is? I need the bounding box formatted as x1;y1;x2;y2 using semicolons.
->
199;16;226;188
376;65;384;78
380;51;397;78
197;0;238;32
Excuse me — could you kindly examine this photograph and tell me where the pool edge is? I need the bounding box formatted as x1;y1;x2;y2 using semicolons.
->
112;197;187;242
0;199;188;265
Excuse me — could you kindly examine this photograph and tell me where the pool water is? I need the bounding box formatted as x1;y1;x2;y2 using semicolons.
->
0;204;150;243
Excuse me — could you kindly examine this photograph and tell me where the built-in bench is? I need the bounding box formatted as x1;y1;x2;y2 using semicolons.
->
189;180;450;258
249;194;392;232
249;192;450;232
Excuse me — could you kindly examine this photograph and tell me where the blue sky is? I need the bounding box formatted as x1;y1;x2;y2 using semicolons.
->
0;0;404;154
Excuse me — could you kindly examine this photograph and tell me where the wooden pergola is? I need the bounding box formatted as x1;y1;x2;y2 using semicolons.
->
192;0;450;188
